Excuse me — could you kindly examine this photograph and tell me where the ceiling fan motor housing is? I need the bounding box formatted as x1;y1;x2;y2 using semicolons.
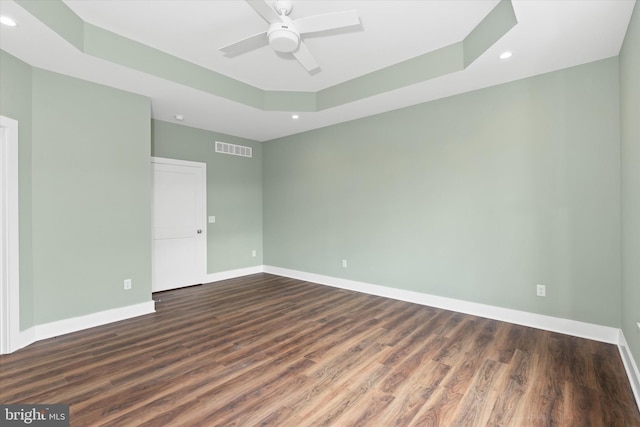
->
220;0;360;72
267;23;300;53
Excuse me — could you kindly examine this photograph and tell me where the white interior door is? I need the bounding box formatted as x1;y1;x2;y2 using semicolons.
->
152;158;206;292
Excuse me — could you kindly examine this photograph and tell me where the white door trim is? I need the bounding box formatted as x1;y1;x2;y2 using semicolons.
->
1;115;20;354
151;157;207;291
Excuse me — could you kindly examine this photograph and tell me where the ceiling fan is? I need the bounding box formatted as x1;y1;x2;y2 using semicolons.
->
219;0;360;72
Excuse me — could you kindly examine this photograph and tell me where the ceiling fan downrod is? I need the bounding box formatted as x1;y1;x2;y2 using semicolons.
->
274;0;293;16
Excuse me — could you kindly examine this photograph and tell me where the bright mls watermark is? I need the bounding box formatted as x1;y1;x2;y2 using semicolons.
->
1;404;69;426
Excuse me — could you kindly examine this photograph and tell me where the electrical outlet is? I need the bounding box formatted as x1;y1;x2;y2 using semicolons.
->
536;284;546;297
342;259;348;268
252;250;256;257
124;279;132;290
208;216;216;223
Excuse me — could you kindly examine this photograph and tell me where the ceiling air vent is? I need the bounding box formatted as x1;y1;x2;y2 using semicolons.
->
215;141;252;158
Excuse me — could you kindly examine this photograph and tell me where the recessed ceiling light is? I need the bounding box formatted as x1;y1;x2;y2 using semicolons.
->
292;114;299;120
0;16;17;27
499;51;513;60
174;114;184;121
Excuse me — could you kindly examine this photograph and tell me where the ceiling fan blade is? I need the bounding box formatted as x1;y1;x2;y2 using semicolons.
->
292;41;319;72
219;31;269;56
246;0;282;24
294;10;360;34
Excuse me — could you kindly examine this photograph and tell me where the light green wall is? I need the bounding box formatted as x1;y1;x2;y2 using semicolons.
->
0;51;34;329
30;68;152;324
151;120;263;272
264;58;621;327
2;48;262;330
621;3;640;370
1;13;635;360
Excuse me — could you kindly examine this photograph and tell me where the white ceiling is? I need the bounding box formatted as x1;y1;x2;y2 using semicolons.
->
0;0;636;141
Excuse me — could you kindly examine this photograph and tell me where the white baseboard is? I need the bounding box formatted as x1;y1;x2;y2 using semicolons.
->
263;265;620;344
5;300;156;353
7;265;638;413
8;263;265;353
33;300;156;342
265;265;640;409
264;266;640;409
205;265;264;284
618;330;640;411
13;326;35;353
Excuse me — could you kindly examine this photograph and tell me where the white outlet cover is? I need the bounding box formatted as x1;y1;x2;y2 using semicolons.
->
208;216;216;223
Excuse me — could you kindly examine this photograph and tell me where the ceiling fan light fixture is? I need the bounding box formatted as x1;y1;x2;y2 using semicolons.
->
268;24;300;53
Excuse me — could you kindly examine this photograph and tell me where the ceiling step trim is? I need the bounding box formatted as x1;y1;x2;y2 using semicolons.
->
15;0;516;114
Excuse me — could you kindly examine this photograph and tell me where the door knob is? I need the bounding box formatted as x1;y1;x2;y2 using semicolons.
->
197;229;202;234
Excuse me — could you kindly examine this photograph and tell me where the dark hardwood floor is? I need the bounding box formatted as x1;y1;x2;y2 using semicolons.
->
1;273;639;426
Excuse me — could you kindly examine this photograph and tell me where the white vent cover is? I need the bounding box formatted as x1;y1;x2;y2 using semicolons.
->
215;141;252;158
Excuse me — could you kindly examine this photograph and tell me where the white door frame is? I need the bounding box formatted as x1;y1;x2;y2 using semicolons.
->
151;157;207;292
1;115;20;354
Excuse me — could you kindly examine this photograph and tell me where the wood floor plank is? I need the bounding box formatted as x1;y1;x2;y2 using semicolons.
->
485;348;533;426
448;358;504;426
381;313;449;367
305;364;391;426
374;360;451;426
409;386;465;426
1;273;638;426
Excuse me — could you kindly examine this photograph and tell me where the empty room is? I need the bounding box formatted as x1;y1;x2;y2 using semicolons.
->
1;0;640;425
